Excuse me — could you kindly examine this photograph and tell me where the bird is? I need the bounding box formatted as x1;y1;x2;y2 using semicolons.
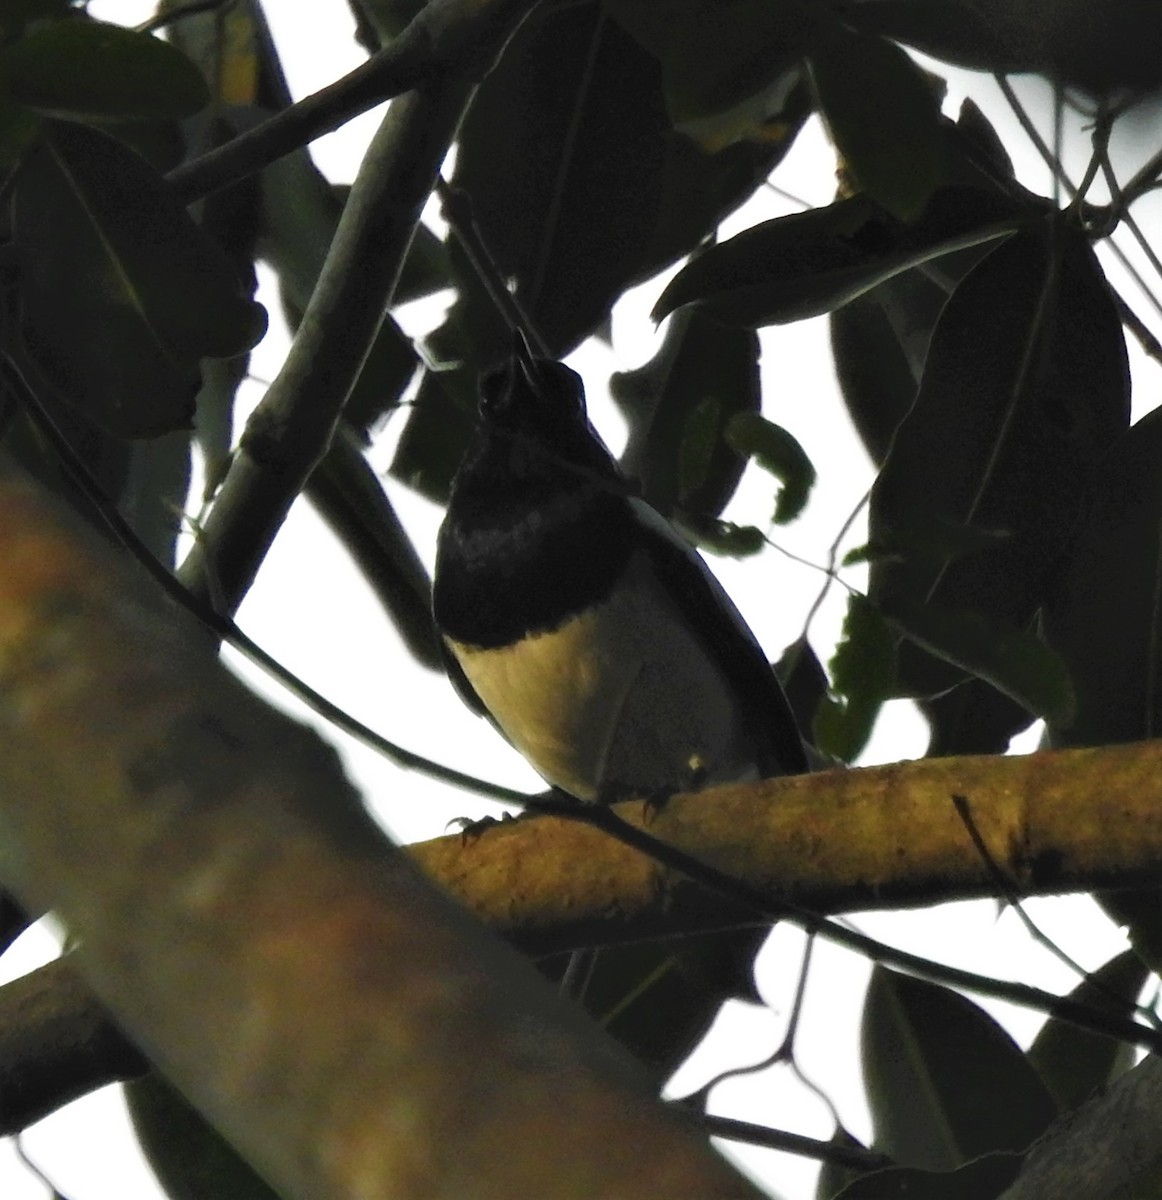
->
432;334;807;804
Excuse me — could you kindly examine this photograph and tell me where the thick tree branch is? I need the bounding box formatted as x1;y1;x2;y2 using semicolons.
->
166;0;537;203
0;956;147;1134
178;81;469;613
1000;1053;1162;1199
411;743;1162;953
0;468;766;1200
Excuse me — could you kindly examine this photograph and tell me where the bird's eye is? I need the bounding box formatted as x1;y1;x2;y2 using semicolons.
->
478;366;510;416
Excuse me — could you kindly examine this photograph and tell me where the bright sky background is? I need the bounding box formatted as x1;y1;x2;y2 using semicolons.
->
4;2;1162;1198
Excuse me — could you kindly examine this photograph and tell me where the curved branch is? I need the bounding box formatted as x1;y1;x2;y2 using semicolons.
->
178;81;469;612
0;956;147;1134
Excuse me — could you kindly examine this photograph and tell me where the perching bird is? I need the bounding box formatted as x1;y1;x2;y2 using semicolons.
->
433;336;807;803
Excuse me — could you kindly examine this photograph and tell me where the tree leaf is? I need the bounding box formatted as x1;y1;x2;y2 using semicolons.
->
1043;408;1162;750
882;598;1076;726
919;678;1034;758
610;311;760;519
725;411;815;524
862;967;1057;1169
868;222;1130;698
652;186;1023;327
830;282;924;467
776;634;829;745
814;594;896;762
0;0;73;40
546;928;769;1081
310;428;441;671
679;516;766;558
390;368;477;503
450;0;805;357
1027;950;1148;1113
605;0;810;150
12;121;267;437
0;18;209;121
808;21;945;221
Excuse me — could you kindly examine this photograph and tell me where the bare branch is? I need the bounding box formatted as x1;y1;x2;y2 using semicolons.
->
0;957;147;1134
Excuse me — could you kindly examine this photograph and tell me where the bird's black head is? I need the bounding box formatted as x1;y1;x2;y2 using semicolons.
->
436;337;636;644
458;336;623;507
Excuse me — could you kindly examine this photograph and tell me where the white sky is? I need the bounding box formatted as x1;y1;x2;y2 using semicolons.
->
4;2;1161;1198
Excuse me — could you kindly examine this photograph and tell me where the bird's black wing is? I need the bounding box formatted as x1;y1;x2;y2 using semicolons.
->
630;500;809;777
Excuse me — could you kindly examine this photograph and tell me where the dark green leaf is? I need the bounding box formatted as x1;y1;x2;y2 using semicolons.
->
808;22;945;221
920;678;1034;757
1044;409;1162;749
127;1073;282;1200
1028;950;1148;1113
652;187;1022;327
677;397;720;502
830;284;923;467
847;0;1162;93
0;20;209;121
0;0;73;40
776;635;829;745
537;929;768;1080
12;121;267;437
814;595;896;762
390;369;477;503
862;967;1057;1169
832;1154;1022;1199
869;222;1130;698
451;1;805;357
680;516;766;558
611;312;760;518
342;317;418;435
883;598;1075;725
309;428;441;671
830;98;1029;464
725;411;815;524
605;0;809;149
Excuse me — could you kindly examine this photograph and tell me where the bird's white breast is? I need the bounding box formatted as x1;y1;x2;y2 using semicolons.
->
445;551;758;801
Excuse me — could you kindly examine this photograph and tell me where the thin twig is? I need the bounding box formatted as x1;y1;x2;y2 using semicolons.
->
436;179;551;355
951;794;1161;1031
995;74;1078;201
692;1111;892;1172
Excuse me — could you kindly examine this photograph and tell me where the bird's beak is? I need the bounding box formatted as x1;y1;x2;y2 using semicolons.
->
512;328;547;393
